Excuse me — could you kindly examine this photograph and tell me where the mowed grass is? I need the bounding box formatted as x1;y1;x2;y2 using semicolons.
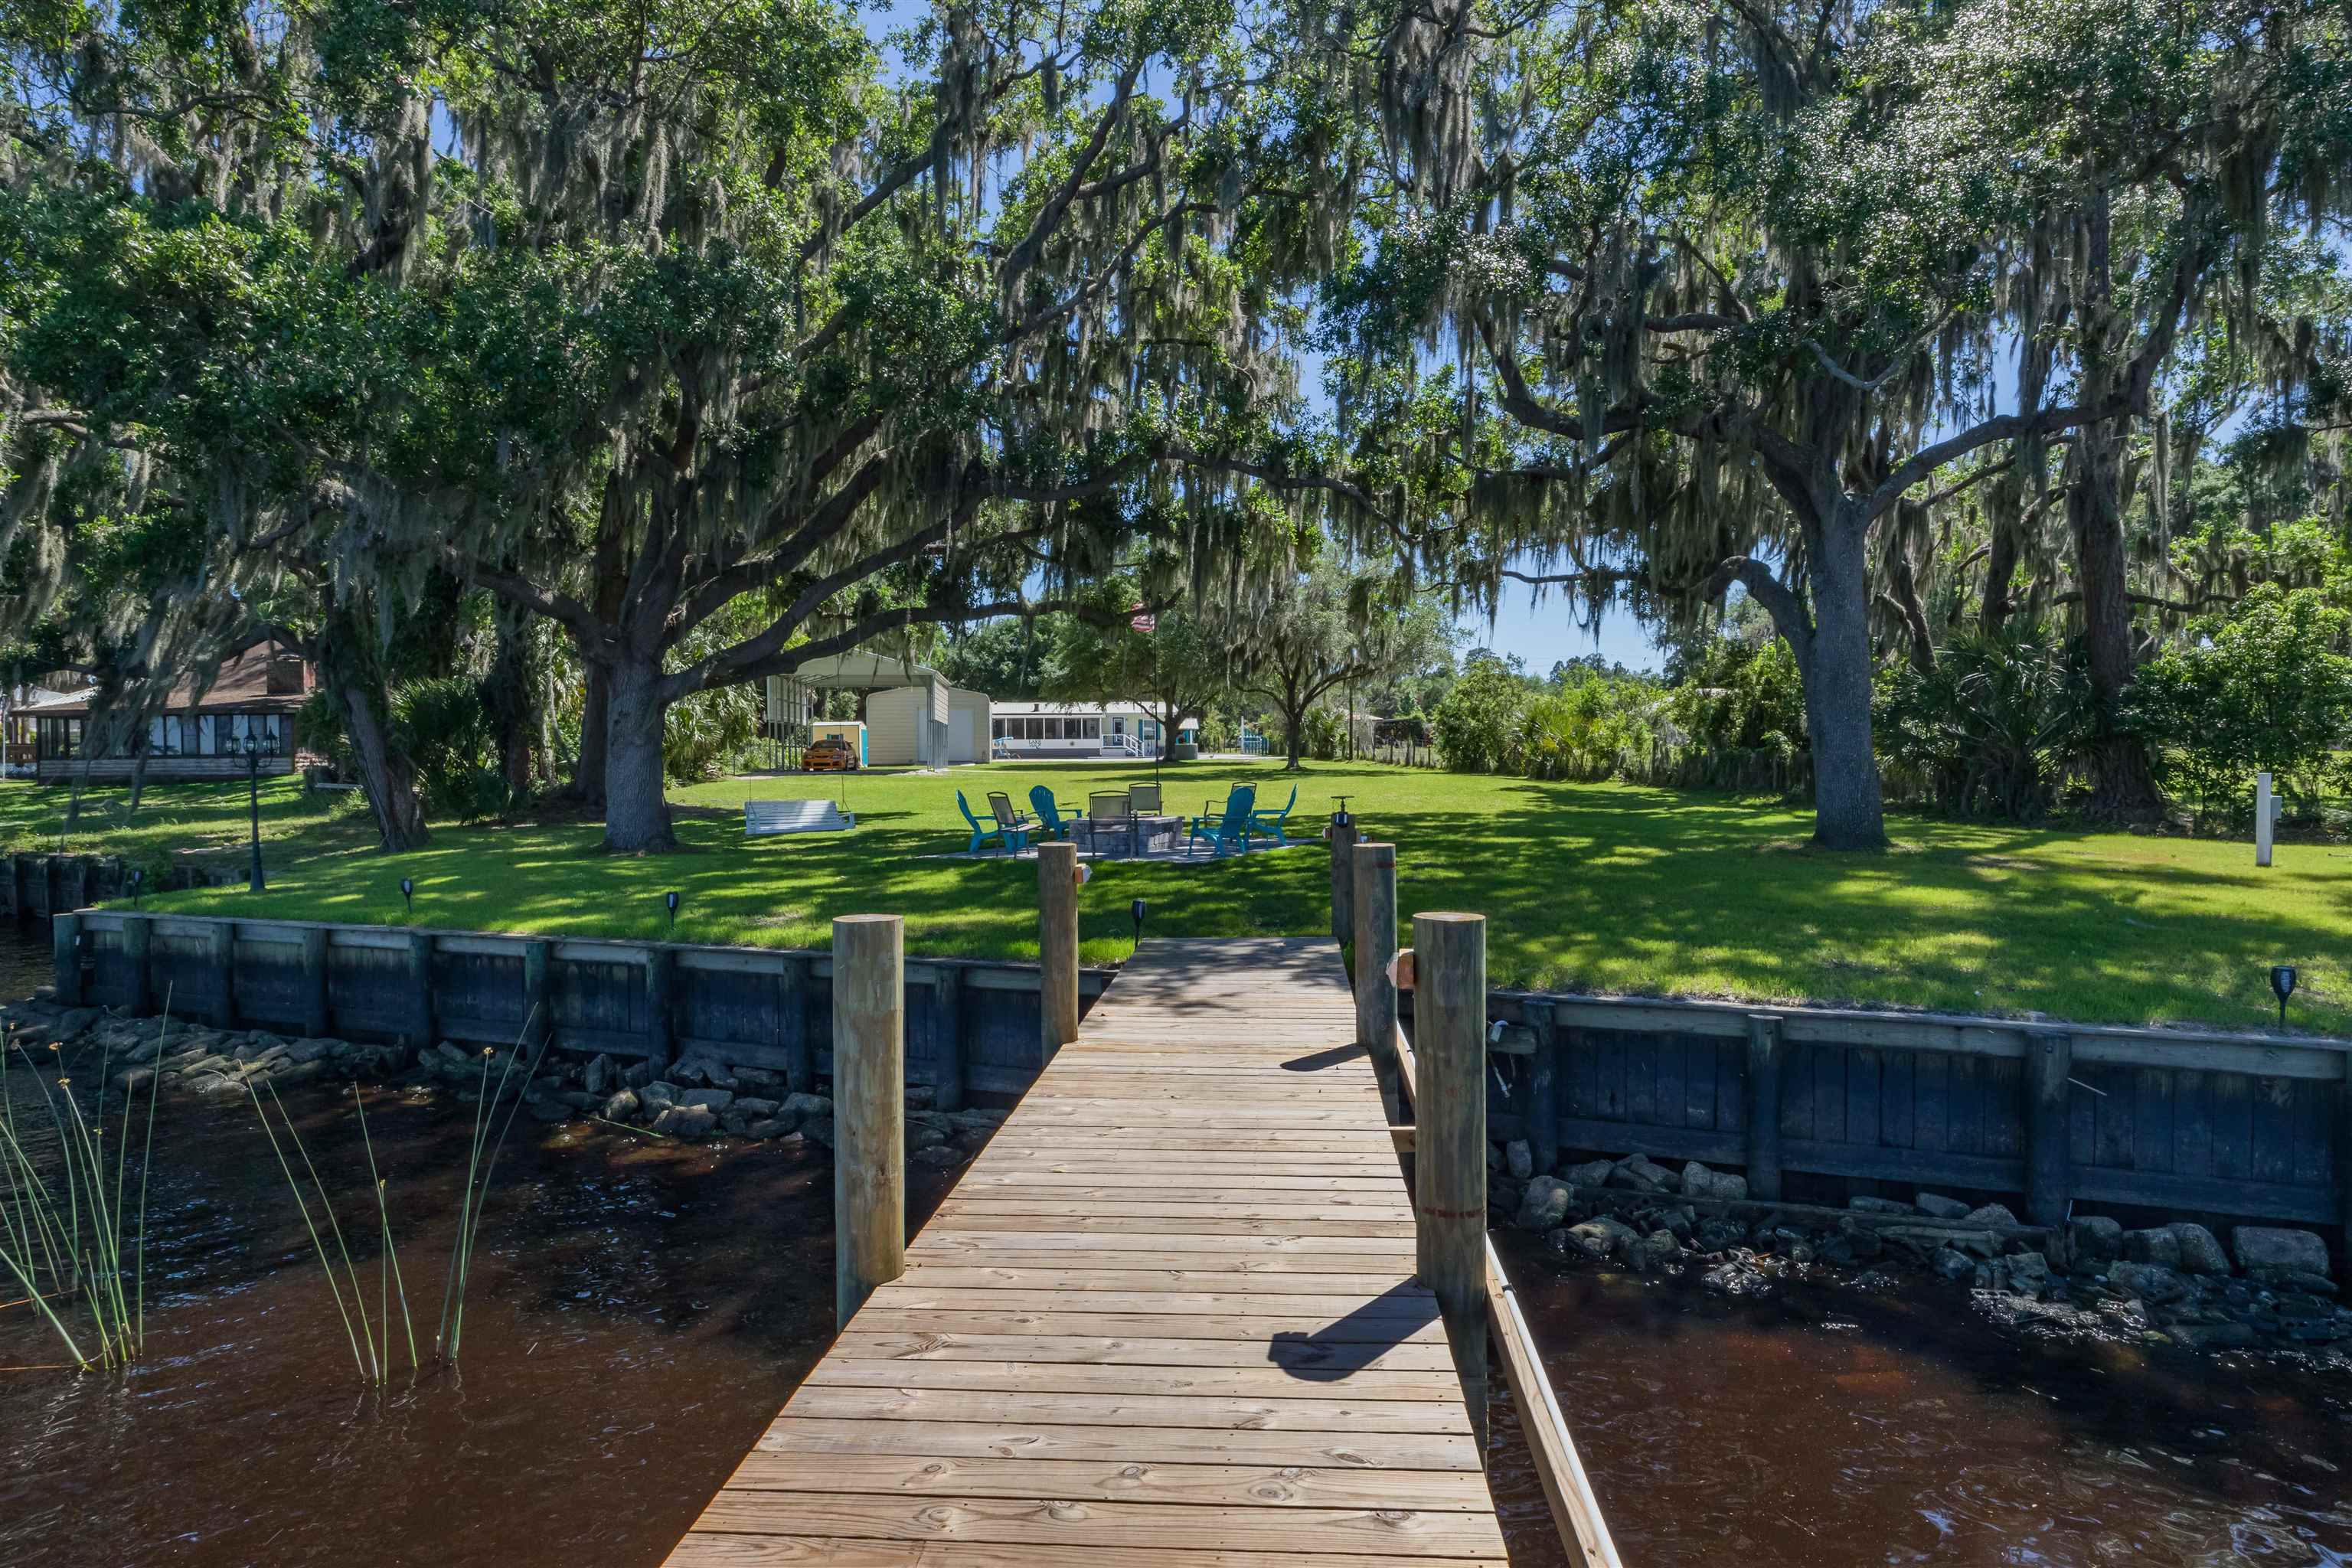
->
5;761;2347;1034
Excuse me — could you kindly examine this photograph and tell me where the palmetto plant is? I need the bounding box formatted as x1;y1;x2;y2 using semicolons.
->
1877;629;2096;820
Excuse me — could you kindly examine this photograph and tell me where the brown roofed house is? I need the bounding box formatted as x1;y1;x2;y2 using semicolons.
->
30;645;317;783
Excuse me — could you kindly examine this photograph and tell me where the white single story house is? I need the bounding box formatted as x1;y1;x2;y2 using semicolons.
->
990;701;1197;760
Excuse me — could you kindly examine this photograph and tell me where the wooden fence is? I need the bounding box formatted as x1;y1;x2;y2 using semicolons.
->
1471;991;2352;1229
51;910;1111;1110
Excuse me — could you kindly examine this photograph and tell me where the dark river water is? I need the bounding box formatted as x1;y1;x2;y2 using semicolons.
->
3;926;2348;1566
1485;1233;2352;1566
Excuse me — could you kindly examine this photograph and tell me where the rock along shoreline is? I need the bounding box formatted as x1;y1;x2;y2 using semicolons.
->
1498;1146;2348;1359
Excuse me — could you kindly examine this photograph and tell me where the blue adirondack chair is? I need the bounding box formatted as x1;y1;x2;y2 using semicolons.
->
957;789;1028;854
1249;782;1298;845
1187;785;1257;857
1029;784;1083;841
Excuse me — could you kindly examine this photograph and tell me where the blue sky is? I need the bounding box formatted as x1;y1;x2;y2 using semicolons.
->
1454;593;1662;673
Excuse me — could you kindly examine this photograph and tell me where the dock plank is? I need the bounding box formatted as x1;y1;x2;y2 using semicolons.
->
662;936;1507;1565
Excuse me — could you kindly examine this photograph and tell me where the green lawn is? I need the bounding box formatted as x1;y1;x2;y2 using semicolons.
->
5;762;2346;1035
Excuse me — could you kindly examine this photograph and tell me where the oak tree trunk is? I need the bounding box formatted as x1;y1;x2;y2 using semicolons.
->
566;660;609;805
601;656;675;853
1801;508;1890;851
2069;185;2163;818
315;608;430;851
482;596;536;799
343;682;430;852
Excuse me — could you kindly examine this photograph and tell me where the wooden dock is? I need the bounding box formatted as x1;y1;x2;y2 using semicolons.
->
663;935;1509;1566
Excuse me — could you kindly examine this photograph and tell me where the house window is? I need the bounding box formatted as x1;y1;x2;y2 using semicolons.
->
1079;718;1100;740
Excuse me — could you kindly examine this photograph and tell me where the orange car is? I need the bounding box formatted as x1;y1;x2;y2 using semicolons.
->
803;736;860;772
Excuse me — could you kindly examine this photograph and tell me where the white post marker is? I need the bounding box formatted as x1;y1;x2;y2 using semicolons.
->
2256;771;2274;867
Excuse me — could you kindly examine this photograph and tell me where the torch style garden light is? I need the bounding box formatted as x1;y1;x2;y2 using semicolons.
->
243;734;266;893
126;866;143;908
2270;965;2298;1030
399;877;414;922
665;890;681;933
1130;898;1148;946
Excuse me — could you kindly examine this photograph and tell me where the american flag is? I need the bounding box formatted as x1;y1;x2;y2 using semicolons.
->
1129;605;1156;632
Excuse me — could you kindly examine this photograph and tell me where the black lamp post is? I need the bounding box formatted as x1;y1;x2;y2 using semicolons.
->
243;734;265;892
2270;965;2298;1030
1331;794;1354;828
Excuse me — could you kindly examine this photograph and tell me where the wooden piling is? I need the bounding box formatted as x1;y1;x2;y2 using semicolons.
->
1352;841;1400;1119
1413;910;1488;1443
2024;1028;2073;1227
644;945;676;1076
122;913;153;1017
521;939;552;1051
401;930;431;1044
2339;1054;2352;1252
1744;1014;1785;1201
1352;842;1397;1047
1037;841;1079;1061
1328;817;1358;945
51;911;83;1006
211;923;238;1028
1525;999;1560;1177
782;954;815;1093
933;964;968;1112
832;913;906;1328
299;926;328;1036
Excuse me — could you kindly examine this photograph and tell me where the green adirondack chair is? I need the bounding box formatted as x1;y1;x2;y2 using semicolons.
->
1248;782;1298;845
1186;784;1257;857
957;789;1028;854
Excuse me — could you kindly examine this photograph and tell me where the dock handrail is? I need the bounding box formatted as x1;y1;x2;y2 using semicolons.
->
1391;1015;1625;1568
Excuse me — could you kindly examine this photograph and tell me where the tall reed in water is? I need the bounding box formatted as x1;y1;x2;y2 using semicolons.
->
0;1006;169;1371
247;1006;543;1380
437;1007;541;1363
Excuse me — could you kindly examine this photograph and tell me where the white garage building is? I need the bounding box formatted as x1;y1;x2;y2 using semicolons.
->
763;653;992;766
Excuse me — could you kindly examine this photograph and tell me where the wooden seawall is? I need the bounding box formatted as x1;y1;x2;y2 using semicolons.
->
663;936;1511;1566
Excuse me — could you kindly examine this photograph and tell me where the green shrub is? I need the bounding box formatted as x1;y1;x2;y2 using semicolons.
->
1432;657;1528;772
2127;585;2352;826
1665;638;1806;756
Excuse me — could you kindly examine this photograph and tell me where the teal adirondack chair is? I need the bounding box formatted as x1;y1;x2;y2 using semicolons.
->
1187;785;1257;857
957;789;1028;855
1249;782;1298;845
1029;784;1083;841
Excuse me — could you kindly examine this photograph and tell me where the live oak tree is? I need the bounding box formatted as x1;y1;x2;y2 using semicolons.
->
1919;0;2352;813
1044;593;1247;754
400;0;1328;849
1239;551;1452;769
1307;0;2352;848
0;0;1329;852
